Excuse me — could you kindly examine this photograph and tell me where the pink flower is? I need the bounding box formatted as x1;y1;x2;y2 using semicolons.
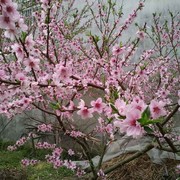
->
0;0;11;6
53;64;72;85
136;30;145;40
37;123;52;132
149;100;166;119
21;159;30;167
129;97;147;113
4;27;17;40
17;18;28;32
15;73;26;82
24;56;40;72
114;99;127;116
25;35;35;50
91;98;105;113
77;106;93;119
104;105;113;118
64;160;76;170
77;99;93;119
11;43;24;61
0;13;14;29
68;149;75;156
0;70;6;79
2;2;20;21
114;110;144;138
112;44;125;56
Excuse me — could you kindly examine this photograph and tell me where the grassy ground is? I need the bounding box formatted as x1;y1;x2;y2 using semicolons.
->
0;140;74;180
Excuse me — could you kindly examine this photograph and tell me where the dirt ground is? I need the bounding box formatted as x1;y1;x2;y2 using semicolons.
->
102;154;179;180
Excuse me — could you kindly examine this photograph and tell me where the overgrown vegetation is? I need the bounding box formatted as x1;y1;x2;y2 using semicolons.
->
0;140;74;180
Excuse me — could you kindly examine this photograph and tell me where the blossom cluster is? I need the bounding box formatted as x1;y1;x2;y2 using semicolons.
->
37;123;52;133
0;0;27;39
7;133;36;151
21;158;39;167
113;97;166;138
35;142;56;149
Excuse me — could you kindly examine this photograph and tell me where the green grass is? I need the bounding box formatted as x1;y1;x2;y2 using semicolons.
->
0;142;74;180
27;162;74;180
0;150;26;169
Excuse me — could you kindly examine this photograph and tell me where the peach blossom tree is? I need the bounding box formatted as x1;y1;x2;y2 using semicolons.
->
0;0;180;179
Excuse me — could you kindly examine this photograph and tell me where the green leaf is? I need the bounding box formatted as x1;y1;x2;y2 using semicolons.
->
139;118;162;126
21;32;27;42
144;126;154;133
119;41;123;47
93;35;100;43
86;31;92;37
138;107;151;125
49;102;60;110
142;106;151;119
138;107;162;126
110;104;119;114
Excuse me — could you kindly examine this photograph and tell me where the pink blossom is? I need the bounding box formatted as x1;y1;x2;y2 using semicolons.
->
25;35;35;50
114;110;144;138
64;160;76;170
91;98;105;113
77;99;93;119
77;106;93;119
114;99;127;116
21;159;30;167
68;149;75;156
0;13;14;29
112;44;125;56
7;145;17;151
69;130;83;138
53;64;72;84
52;147;63;157
21;159;39;167
103;105;112;118
37;123;52;132
129;97;147;113
149;100;166;119
15;73;26;82
53;160;64;169
2;2;20;21
76;168;85;177
35;142;55;149
4;27;17;40
77;99;85;109
0;70;6;79
136;30;145;40
105;124;113;134
17;18;28;32
11;43;24;61
0;0;11;6
24;56;40;72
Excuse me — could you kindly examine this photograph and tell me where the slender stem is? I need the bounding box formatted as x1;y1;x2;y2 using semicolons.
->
97;143;108;170
161;105;180;126
156;123;177;152
32;103;57;116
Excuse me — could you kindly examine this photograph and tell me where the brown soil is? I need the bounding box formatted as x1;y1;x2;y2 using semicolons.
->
0;168;27;180
102;154;179;180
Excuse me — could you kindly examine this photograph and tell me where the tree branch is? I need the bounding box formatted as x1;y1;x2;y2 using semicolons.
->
104;143;154;174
